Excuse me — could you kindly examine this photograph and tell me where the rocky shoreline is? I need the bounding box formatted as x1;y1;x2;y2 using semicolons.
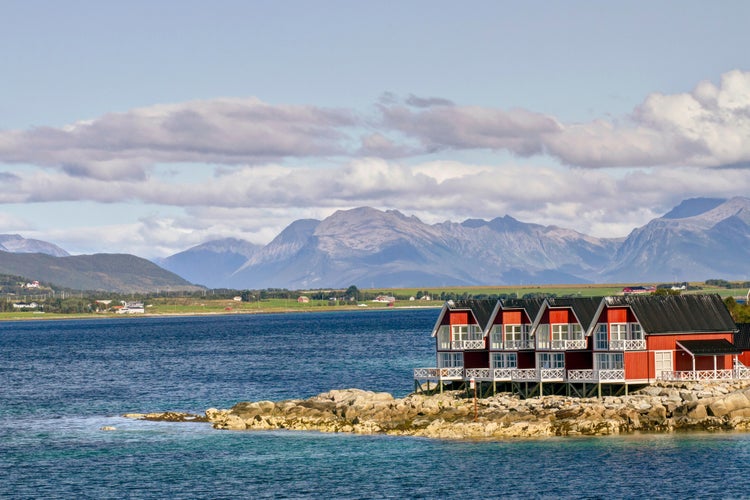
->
125;380;750;439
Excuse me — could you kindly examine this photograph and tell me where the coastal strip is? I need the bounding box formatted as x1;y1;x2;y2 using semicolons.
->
126;381;750;439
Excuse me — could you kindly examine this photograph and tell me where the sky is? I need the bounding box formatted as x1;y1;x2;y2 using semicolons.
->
2;1;750;258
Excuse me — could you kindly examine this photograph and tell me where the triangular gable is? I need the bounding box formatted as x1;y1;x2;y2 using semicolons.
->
430;299;497;337
532;297;603;334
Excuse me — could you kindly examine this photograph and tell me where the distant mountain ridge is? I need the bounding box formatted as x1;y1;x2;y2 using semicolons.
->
3;197;749;290
163;197;750;289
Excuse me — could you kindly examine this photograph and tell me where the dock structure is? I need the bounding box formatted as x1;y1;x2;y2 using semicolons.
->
414;295;748;399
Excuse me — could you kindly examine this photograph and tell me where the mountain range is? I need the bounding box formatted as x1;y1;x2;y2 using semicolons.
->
158;196;750;289
2;197;749;291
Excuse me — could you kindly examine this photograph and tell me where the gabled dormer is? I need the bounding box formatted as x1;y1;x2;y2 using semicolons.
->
486;297;544;350
431;299;496;351
532;297;600;351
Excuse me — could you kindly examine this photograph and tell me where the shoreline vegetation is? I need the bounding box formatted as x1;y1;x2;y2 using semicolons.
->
126;381;750;440
2;281;749;321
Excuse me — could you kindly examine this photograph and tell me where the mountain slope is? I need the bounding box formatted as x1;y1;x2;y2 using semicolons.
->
603;197;750;282
157;238;261;288
0;234;69;257
0;251;198;293
224;207;620;289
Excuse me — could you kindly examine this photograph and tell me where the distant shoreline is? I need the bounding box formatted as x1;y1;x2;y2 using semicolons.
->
0;304;441;322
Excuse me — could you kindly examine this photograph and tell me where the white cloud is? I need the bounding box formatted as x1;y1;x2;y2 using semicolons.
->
0;98;358;180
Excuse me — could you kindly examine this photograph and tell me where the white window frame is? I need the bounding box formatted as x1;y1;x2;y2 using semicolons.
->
491;352;517;369
595;352;623;370
438;352;464;368
437;325;450;350
611;323;628;341
595;323;608;350
538;352;564;369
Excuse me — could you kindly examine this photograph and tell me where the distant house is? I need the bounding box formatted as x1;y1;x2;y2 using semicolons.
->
12;302;38;309
297;296;310;303
622;285;656;295
233;296;242;302
373;295;396;303
116;301;145;314
24;281;40;289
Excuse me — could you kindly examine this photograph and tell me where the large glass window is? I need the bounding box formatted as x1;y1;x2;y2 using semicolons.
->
490;325;504;349
491;352;517;368
596;353;623;370
595;323;608;350
570;323;583;340
538;352;564;368
437;325;450;349
537;324;550;349
439;352;463;368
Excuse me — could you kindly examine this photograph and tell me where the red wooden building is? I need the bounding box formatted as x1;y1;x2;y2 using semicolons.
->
414;294;744;397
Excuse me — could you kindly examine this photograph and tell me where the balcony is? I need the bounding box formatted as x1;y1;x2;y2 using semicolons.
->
659;369;736;381
549;339;587;350
464;368;491;380
451;339;485;350
505;339;533;350
567;369;596;382
608;339;646;351
413;367;463;380
511;368;538;381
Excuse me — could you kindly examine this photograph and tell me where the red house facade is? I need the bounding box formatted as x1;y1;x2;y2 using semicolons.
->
414;294;744;396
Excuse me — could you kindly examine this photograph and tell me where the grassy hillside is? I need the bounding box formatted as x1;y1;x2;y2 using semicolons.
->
0;251;198;293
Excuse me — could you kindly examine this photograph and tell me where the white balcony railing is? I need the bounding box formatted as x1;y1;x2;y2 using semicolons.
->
659;369;734;381
512;368;538;381
413;367;464;380
451;339;485;350
505;340;533;350
608;339;646;351
550;339;587;350
465;368;491;380
492;368;514;380
567;369;596;381
597;369;626;381
540;368;565;380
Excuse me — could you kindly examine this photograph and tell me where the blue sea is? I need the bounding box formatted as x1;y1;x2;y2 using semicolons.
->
2;309;750;499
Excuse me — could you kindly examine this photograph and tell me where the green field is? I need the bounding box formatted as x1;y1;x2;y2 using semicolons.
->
1;281;747;321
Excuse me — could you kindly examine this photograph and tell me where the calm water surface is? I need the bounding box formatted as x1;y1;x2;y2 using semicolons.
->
1;310;749;499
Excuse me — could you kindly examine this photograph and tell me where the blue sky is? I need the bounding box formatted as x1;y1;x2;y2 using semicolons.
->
2;1;750;257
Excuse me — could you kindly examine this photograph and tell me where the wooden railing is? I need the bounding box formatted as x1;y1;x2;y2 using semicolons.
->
451;339;485;350
413;367;464;380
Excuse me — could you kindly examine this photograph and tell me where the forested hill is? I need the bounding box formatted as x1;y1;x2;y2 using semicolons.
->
0;251;198;293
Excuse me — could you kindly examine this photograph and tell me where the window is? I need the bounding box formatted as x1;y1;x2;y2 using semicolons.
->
611;323;628;341
437;325;450;350
630;323;643;340
595;323;608;350
505;324;523;342
570;323;583;340
551;324;569;341
452;324;482;341
490;325;504;349
537;324;550;349
595;353;623;370
491;352;517;368
538;352;564;368
439;352;463;368
452;325;469;341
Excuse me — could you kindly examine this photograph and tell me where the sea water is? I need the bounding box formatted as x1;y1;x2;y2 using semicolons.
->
1;309;749;499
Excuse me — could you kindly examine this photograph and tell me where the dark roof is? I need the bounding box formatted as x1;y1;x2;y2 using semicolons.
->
603;294;737;334
734;323;750;350
677;339;743;356
545;297;603;329
501;297;545;323
449;299;497;329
